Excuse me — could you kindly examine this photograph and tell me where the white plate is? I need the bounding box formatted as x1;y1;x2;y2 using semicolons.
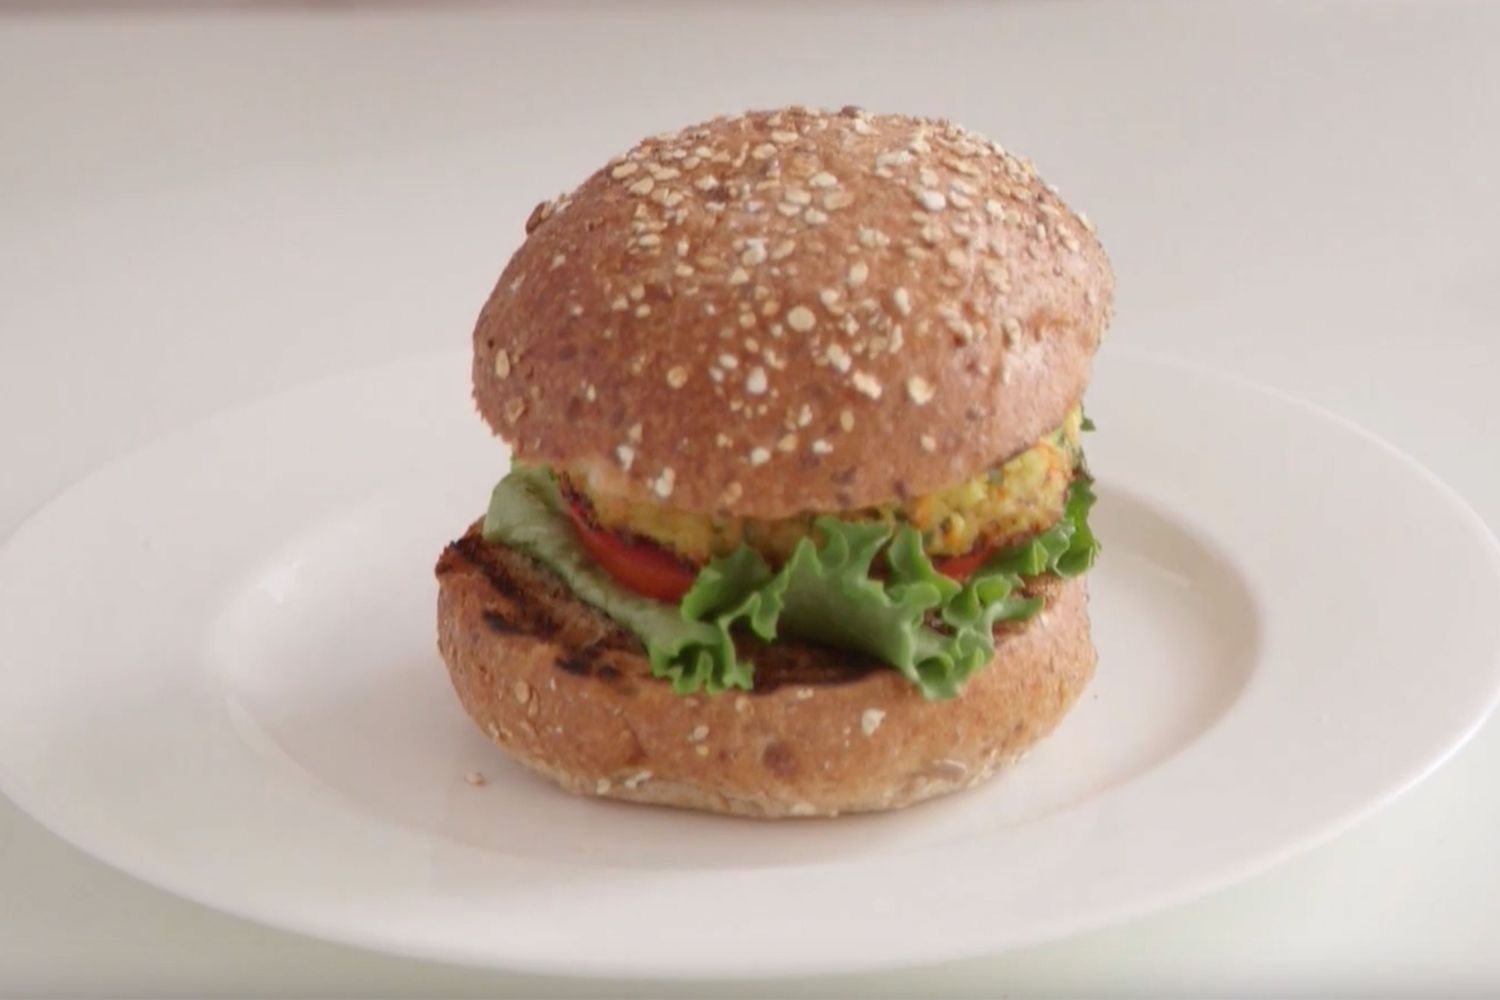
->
1;349;1497;978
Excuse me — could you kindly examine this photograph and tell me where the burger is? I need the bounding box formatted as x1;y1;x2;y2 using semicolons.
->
435;106;1113;818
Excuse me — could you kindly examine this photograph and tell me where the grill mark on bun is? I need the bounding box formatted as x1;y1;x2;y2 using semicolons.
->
555;652;596;677
442;533;562;640
442;525;902;693
442;524;1059;697
481;610;522;635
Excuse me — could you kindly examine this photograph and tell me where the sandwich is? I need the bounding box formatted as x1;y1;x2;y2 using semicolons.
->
435;106;1113;817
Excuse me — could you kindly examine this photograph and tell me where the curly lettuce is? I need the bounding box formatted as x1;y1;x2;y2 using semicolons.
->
482;465;1099;700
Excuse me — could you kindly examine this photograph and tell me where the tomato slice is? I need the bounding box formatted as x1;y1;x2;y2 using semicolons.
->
565;499;697;603
934;545;995;582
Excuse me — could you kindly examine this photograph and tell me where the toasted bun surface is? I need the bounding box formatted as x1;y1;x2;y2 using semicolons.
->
473;107;1113;518
435;526;1095;818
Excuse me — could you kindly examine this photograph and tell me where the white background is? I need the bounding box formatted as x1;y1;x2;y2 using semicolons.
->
2;2;1498;995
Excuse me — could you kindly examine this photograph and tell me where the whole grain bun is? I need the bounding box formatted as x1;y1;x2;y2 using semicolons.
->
435;526;1095;818
473;106;1113;519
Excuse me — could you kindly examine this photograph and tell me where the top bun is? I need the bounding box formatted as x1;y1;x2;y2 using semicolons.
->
472;106;1113;518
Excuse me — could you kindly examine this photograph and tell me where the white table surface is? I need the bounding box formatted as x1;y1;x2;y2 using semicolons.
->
2;2;1498;995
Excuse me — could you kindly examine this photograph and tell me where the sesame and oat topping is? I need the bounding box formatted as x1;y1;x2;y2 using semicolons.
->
748;447;771;466
913;187;947;212
483;108;1107;521
850;371;883;399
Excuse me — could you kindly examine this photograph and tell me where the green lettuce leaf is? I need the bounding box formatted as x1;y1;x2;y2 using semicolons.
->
482;464;1100;700
480;466;753;694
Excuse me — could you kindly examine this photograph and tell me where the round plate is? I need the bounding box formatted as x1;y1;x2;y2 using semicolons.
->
1;349;1497;978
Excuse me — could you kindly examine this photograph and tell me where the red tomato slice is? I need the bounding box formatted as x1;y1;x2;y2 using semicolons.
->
565;500;697;603
934;545;995;582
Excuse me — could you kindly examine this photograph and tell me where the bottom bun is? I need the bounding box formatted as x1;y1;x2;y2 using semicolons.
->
435;524;1095;818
